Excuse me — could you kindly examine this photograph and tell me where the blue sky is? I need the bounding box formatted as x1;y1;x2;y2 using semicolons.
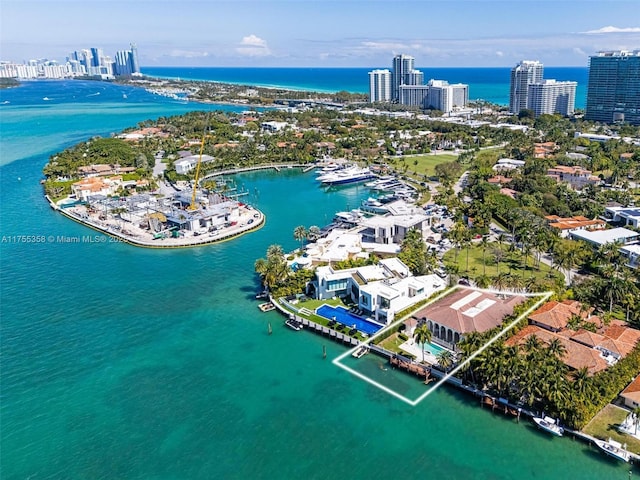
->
1;0;639;67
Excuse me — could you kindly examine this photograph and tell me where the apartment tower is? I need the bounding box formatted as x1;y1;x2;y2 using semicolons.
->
368;69;392;102
509;60;544;114
585;50;640;125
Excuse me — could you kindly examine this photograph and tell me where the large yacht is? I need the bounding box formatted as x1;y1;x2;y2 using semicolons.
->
318;165;376;185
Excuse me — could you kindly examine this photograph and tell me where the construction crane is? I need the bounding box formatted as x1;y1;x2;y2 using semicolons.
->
189;119;209;211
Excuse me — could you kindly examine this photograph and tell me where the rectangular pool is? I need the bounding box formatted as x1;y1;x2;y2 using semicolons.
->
423;341;446;356
316;305;384;336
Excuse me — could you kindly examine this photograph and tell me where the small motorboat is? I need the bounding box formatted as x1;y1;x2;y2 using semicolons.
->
258;302;275;312
285;315;303;331
594;438;630;462
532;416;564;437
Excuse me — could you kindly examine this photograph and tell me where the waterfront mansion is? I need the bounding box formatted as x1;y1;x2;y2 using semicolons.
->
311;257;446;325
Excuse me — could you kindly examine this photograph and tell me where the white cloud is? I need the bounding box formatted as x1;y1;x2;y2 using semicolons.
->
582;26;640;34
495;51;504;57
573;47;587;57
167;49;209;58
236;34;272;57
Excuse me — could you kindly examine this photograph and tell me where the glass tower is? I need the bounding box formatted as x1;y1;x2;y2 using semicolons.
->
585;50;640;125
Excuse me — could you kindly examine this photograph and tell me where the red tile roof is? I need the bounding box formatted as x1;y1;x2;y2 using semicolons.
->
528;300;586;331
413;288;525;335
506;325;609;375
621;376;640;404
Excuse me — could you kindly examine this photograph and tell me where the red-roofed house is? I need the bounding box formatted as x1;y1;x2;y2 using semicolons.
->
621;376;640;409
528;300;587;332
506;325;609;375
412;288;525;347
546;165;600;190
545;215;607;238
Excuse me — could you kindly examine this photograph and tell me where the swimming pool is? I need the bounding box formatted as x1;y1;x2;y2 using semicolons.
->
315;305;384;336
423;341;446;356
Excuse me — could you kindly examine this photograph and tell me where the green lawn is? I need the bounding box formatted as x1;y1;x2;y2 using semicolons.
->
296;297;342;311
397;153;458;178
443;242;563;287
378;332;413;355
583;404;640;454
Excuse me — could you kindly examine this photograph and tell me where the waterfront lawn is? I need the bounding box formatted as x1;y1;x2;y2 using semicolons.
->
443;243;563;286
582;404;640;454
378;332;411;355
296;297;342;311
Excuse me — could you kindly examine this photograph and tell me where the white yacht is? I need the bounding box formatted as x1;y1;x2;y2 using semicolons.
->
319;166;376;186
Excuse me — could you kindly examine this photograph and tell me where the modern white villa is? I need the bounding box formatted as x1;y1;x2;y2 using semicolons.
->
312;257;446;325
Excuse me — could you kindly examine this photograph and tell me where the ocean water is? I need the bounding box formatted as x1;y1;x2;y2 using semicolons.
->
0;80;633;479
141;66;589;108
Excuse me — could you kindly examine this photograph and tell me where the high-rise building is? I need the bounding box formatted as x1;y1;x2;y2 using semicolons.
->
585;50;640;125
527;80;577;117
90;47;104;67
392;54;419;101
398;85;430;108
424;80;469;113
114;50;132;76
509;60;544;114
130;43;140;74
368;69;392;102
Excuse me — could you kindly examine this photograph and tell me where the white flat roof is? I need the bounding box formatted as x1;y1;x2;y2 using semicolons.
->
621;244;640;254
571;227;640;245
360;241;400;254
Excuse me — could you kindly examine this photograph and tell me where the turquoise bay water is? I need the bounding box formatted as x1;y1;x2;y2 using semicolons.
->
0;80;634;479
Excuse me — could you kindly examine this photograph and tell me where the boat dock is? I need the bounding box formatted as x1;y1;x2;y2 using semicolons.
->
199;163;306;182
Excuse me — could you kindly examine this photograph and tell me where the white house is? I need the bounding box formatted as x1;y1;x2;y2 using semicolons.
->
492;158;525;171
604;206;640;228
260;121;289;132
313;258;446;325
175;154;214;175
569;227;640;247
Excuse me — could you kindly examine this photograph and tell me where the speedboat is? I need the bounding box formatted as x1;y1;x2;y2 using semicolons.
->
532;416;564;437
594;438;630;462
285;314;303;331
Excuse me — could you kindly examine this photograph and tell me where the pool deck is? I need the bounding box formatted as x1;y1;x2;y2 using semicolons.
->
398;339;441;365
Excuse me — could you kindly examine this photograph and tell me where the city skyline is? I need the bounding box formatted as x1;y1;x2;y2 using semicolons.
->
1;0;639;68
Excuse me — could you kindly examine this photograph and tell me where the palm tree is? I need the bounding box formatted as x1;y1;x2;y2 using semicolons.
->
480;236;489;276
491;272;511;291
413;323;432;363
436;349;454;371
547;338;567;360
571;367;591;401
255;244;289;292
293;225;308;253
307;225;321;241
492;246;504;275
